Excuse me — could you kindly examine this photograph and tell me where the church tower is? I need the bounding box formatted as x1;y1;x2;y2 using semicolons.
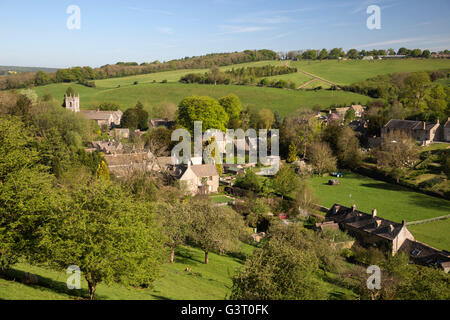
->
65;94;80;112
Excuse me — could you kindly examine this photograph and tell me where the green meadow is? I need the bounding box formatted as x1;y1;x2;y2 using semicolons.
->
0;244;357;300
408;219;450;251
33;82;373;117
291;59;450;85
308;172;450;223
0;245;250;300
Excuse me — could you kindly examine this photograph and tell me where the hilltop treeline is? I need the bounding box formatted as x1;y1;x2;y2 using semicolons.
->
180;65;298;88
278;47;449;60
0;49;278;90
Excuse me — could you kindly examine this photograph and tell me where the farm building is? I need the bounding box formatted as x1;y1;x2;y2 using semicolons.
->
81;110;123;128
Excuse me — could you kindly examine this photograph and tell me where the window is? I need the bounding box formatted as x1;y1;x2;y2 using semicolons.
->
411;249;422;257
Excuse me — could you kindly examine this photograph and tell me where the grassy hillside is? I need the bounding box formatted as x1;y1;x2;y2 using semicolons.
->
309;172;450;223
0;243;356;300
33;82;373;116
0;245;250;300
408;219;450;251
291;59;450;85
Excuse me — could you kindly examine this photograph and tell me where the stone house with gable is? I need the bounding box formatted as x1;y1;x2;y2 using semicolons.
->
381;119;441;145
322;204;450;272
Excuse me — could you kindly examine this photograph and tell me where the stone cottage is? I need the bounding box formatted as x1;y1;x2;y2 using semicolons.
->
381;119;440;145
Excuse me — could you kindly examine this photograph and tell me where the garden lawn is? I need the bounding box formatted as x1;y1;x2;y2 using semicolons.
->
309;172;450;223
408;219;450;251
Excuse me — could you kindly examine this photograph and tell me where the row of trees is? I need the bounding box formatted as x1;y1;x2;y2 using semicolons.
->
279;47;436;60
179;65;297;87
0;50;278;90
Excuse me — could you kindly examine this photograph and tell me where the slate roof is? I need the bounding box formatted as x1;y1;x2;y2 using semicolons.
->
384;119;437;131
399;239;450;268
326;204;404;241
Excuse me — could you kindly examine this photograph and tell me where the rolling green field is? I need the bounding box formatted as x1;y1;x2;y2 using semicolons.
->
0;243;357;300
33;82;373;116
408;219;450;251
0;245;250;300
308;172;450;223
291;59;450;85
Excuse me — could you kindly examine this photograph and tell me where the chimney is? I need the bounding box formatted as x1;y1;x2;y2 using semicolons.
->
372;209;377;217
352;204;357;212
423;121;426;130
402;220;406;227
389;225;394;233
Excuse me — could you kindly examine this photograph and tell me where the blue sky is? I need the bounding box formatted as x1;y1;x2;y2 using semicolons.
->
0;0;449;68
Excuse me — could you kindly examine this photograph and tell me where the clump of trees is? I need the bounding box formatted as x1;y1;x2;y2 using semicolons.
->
230;224;344;300
180;65;297;88
121;101;149;130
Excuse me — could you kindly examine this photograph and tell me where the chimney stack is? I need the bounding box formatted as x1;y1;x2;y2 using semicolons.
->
402;220;406;227
352;204;357;212
423;121;426;130
372;209;377;217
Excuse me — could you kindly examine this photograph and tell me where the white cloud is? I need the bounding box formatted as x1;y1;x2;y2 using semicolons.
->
157;27;174;35
355;37;425;48
218;25;272;35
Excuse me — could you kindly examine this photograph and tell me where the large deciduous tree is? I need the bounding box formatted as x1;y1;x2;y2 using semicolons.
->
40;179;166;299
373;131;420;183
177;96;229;133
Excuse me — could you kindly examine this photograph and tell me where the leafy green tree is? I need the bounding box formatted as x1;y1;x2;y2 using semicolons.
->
258;109;274;129
234;168;261;193
219;94;242;128
155;202;190;263
34;71;52;86
40;179;166;299
272;165;300;199
336;127;362;169
402;72;432;112
346;49;359;59
177;96;229;133
188;200;244;264
0;117;56;272
318;48;328;60
230;224;342;300
287;143;298;163
344;108;356;124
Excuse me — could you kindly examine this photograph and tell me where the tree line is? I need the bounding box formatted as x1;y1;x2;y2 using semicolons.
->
278;47;443;60
180;65;298;89
0;50;278;90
